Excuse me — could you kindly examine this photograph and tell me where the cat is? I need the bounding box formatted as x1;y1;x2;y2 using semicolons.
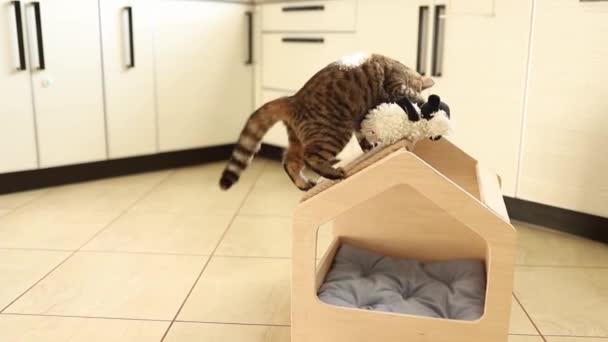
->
219;53;434;191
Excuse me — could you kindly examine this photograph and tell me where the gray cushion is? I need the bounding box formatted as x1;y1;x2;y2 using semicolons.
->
318;244;486;320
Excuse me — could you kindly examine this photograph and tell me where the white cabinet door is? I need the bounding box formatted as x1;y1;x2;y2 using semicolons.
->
424;0;533;196
519;0;608;217
0;0;38;173
27;0;106;167
155;1;253;152
355;0;431;70
100;0;157;159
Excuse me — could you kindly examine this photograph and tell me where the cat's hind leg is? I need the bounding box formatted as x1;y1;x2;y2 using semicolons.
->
283;126;316;191
302;132;350;180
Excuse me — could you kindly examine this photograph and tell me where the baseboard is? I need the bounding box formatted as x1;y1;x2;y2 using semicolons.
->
504;197;607;243
258;143;284;160
0;145;234;195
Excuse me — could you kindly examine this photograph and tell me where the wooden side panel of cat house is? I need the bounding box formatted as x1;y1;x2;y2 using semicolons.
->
292;139;517;342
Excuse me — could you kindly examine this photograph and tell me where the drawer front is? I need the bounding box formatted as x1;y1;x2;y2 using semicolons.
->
262;0;356;32
262;33;357;91
262;90;291;147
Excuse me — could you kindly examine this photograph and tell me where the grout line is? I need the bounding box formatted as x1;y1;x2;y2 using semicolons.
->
515;264;608;269
0;191;50;218
175;320;290;327
73;171;177;252
513;293;548;342
0;247;75;253
232;213;293;219
0;312;171;323
0;252;75;314
0;248;295;259
4;312;608;339
76;249;210;257
0;171;175;314
212;254;290;260
0;190;53;219
0;312;294;328
159;163;268;342
542;335;608;339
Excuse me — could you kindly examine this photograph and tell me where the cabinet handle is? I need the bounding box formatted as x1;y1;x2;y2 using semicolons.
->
282;37;324;43
124;6;135;68
416;6;429;75
431;5;446;77
282;5;325;12
11;1;27;71
31;1;45;70
245;11;253;65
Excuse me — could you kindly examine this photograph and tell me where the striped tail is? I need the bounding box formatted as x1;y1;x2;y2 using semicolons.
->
219;97;290;190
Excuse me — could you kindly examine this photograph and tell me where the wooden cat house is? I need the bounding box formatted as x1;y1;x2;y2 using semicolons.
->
291;139;517;342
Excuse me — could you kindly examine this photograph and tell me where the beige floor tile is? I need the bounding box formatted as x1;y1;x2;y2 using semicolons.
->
515;267;608;337
0;190;47;211
515;222;608;267
239;163;304;217
508;336;543;342
0;171;171;250
6;252;206;320
0;209;9;217
0;315;168;342
216;216;292;258
83;211;232;255
0;250;69;310
165;322;290;342
547;337;608;341
510;295;538;335
0;209;115;250
179;257;290;325
24;171;170;214
167;161;265;187
130;162;265;216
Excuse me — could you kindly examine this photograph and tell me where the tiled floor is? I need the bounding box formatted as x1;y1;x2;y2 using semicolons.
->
0;160;606;341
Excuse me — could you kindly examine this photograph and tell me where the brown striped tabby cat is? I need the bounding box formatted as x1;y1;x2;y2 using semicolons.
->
219;53;434;191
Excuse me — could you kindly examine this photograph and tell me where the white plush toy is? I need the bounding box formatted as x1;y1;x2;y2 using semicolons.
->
360;95;453;149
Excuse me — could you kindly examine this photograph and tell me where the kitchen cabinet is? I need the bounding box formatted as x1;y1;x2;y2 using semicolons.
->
0;0;38;173
100;0;157;158
155;0;254;152
518;0;608;217
423;0;533;197
28;0;107;167
355;0;431;71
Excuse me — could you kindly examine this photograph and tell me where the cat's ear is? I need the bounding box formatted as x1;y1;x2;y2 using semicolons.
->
421;76;435;90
